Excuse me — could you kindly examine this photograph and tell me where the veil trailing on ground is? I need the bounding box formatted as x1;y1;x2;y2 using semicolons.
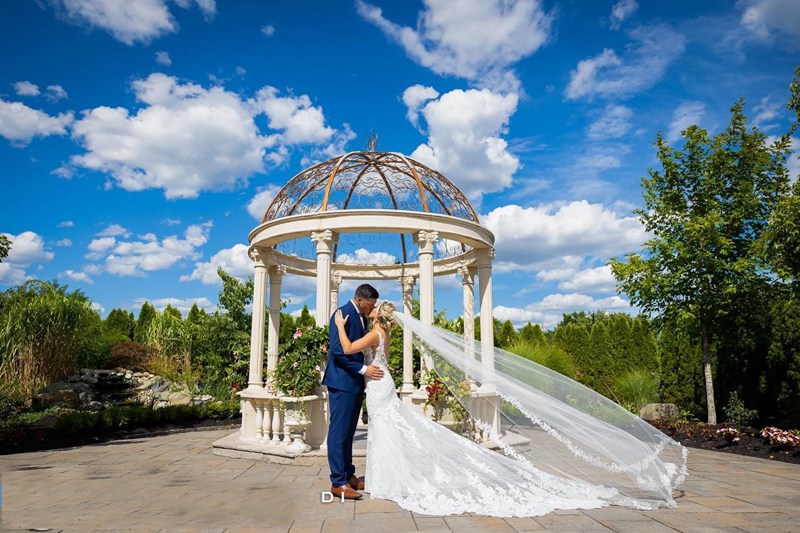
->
393;312;687;511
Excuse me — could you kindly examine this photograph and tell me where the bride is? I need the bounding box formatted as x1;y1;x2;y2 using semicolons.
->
333;301;686;517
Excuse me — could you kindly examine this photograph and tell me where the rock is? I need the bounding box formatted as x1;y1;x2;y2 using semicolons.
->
167;391;192;406
67;374;82;383
124;372;133;380
36;389;81;407
192;395;214;405
87;401;104;411
640;403;679;422
83;376;98;385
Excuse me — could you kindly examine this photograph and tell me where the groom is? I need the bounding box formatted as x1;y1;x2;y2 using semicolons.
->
323;283;383;500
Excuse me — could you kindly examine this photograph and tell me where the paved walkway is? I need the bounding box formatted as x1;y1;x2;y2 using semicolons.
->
1;427;799;532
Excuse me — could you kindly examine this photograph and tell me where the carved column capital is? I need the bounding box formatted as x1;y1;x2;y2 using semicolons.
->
331;273;343;290
249;246;269;268
399;275;416;293
414;230;439;255
268;264;286;282
310;230;335;254
476;247;495;267
457;265;476;287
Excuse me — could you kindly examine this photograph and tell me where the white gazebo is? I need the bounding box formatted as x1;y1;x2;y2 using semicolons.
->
213;149;498;461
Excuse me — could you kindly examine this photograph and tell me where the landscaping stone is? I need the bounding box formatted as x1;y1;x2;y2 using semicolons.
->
640;403;678;422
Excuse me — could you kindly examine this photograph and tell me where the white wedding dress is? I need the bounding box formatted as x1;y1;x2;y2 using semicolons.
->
363;333;620;517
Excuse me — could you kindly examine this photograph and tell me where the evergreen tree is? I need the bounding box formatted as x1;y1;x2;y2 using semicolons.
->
187;303;207;325
520;322;547;346
608;314;634;376
766;295;800;427
631;316;659;375
496;320;518;348
588;322;614;393
296;305;315;328
133;302;156;344
163;304;183;320
553;323;591;385
658;313;706;417
104;308;134;339
217;267;253;331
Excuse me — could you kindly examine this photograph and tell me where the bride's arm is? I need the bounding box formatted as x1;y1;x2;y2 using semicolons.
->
335;310;379;355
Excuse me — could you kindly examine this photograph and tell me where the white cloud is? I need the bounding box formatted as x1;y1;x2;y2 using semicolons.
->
610;0;638;30
261;24;275;36
62;269;93;284
402;84;439;128
97;224;130;237
252;86;334;145
54;238;73;247
495;293;631;329
740;0;800;41
667;101;705;142
133;296;216;316
155;51;172;66
482;201;647;272
14;81;40;96
0;99;73;145
91;302;105;314
409;88;519;202
67;73;346;199
558;265;617;293
180;243;251;284
575;148;624;171
85;222;212;277
45;85;68;101
357;0;552;91
565;25;686;100
336;248;398;265
587;104;633;139
247;184;282;221
0;231;55;286
51;0;215;45
58;220;75;228
753;96;782;131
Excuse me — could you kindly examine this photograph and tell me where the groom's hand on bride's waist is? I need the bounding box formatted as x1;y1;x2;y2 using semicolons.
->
364;365;384;379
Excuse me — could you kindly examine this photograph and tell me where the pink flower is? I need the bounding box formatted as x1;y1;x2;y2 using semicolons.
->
293;328;303;339
321;344;328;352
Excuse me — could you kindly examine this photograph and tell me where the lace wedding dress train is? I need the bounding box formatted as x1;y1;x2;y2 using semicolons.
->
363;334;619;517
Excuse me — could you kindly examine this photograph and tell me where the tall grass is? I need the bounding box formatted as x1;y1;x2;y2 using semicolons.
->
0;281;100;398
615;369;659;411
505;339;576;379
144;311;195;384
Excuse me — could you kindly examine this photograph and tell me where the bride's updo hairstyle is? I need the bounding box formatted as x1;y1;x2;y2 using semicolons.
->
374;301;398;332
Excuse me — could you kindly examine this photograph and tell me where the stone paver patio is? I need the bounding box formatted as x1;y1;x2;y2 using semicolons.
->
1;427;799;532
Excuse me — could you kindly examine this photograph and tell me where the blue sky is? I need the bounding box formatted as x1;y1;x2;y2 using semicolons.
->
1;0;798;328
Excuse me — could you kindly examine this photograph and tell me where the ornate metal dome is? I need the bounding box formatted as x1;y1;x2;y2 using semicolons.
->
263;151;479;223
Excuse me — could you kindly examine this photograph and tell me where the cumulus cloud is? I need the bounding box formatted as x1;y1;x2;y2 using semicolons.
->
336;248;398;265
132;296;216;315
247;184;283;221
667;101;705;142
609;0;638;30
62;269;93;284
14;81;40;96
66;73;346;199
565;25;686;100
408;88;519;202
402;84;439;128
740;0;800;41
495;293;631;328
84;222;212;276
50;0;215;45
482;201;647;272
587;104;633;139
261;24;275;36
180;243;251;284
58;220;75;228
54;238;73;247
97;224;131;237
0;231;55;286
357;0;552;91
45;85;68;101
558;264;617;293
0;99;73;145
155;51;172;66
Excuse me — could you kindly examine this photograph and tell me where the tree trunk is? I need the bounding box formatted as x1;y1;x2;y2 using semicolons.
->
701;317;717;425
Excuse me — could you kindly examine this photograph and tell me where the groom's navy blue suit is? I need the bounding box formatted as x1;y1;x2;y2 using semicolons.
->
322;300;366;487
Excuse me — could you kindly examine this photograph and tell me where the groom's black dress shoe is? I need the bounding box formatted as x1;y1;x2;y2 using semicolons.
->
348;475;365;490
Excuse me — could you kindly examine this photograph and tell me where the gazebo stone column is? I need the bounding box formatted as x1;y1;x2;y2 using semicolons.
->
311;230;334;327
399;275;416;404
458;265;479;392
416;230;438;373
475;247;499;439
247;247;269;391
330;273;342;317
265;263;286;392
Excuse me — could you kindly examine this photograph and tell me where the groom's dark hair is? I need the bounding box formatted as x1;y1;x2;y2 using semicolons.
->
354;284;379;300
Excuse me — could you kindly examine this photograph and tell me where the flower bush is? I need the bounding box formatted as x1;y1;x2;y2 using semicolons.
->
423;370;450;421
716;427;741;443
272;325;329;397
760;426;800;448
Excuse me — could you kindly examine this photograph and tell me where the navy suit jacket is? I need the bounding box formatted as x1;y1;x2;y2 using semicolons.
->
322;300;366;394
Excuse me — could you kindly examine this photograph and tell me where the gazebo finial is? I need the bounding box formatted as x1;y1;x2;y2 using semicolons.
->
368;131;378;152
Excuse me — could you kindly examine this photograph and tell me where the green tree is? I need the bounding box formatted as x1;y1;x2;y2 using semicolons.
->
163;304;183;320
295;305;315;329
134;302;156;343
611;101;792;424
217;267;253;331
496;320;518;348
519;322;547;346
186;303;207;325
608;314;635;376
630;316;659;375
104;308;134;338
588;322;614;393
0;234;11;262
658;312;706;417
766;295;800;426
553;323;591;385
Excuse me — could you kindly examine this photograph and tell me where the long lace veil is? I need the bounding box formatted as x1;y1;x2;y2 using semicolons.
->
393;311;687;510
